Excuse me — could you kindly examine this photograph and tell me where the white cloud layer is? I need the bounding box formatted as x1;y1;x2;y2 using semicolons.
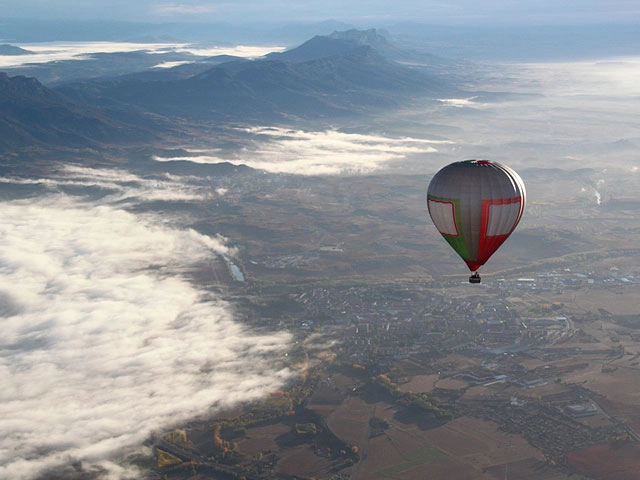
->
422;56;640;170
0;168;292;479
0;42;284;69
153;127;452;175
508;57;640;97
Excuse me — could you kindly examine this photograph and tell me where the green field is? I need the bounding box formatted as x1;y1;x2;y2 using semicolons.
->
378;447;448;477
613;314;640;329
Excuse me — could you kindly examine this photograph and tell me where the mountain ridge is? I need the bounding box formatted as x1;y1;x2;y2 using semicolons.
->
0;29;461;159
57;29;458;122
0;72;158;156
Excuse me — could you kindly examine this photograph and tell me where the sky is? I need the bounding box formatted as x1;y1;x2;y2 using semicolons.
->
2;0;640;25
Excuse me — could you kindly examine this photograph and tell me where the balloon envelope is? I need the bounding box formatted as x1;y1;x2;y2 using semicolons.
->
427;160;526;272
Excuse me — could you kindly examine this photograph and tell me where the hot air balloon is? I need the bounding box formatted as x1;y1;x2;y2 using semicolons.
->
427;160;526;283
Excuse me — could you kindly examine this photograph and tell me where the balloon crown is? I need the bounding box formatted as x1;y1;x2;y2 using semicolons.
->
463;159;492;165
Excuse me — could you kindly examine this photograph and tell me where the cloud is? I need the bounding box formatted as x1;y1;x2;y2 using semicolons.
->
438;97;481;108
0;42;284;69
1;165;217;206
0;42;169;69
511;57;640;96
154;127;453;175
0;169;293;479
176;44;286;58
424;57;640;170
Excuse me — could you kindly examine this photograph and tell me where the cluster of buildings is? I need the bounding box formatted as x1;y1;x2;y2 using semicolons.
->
289;273;640;463
295;280;575;368
496;266;636;293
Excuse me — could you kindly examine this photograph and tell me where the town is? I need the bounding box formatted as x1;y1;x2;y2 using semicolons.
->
153;254;639;479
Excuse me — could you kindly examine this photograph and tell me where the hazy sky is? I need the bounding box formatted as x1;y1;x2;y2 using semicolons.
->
3;0;640;25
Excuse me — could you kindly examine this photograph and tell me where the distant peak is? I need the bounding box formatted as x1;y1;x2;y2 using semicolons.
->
328;28;390;47
0;44;33;56
269;29;391;64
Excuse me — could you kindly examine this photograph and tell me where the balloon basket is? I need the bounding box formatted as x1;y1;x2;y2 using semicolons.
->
469;272;481;284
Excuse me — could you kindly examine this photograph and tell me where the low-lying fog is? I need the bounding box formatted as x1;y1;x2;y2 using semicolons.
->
0;42;285;69
0;168;293;479
414;57;640;173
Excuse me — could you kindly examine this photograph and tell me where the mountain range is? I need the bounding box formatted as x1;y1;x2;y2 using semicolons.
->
0;73;136;149
0;29;461;159
0;71;163;163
